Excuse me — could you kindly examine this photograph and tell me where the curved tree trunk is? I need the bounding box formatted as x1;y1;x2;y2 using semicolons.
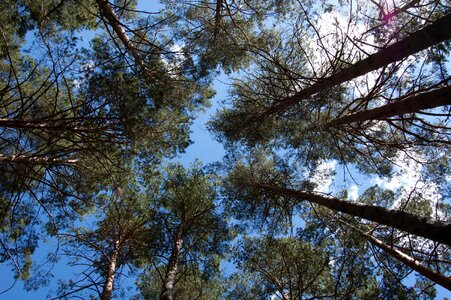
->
160;225;184;300
251;12;451;124
324;85;451;128
343;219;451;290
100;243;119;300
258;183;451;246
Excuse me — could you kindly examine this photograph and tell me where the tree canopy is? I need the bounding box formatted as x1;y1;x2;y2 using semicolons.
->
0;0;449;298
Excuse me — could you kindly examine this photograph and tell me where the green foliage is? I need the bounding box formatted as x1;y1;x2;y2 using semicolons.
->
227;233;383;299
160;0;300;75
0;0;449;298
52;181;160;299
0;0;213;286
209;0;450;176
137;162;233;299
138;266;225;300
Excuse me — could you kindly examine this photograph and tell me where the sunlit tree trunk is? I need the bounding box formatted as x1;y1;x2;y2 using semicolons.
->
100;240;120;300
255;13;451;122
271;277;290;300
0;154;78;166
95;0;154;80
160;225;184;300
258;183;451;246
343;219;451;290
0;118;112;132
324;85;451;128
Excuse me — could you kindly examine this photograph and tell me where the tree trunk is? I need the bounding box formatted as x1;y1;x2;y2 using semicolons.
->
214;0;223;39
379;0;421;23
100;242;119;300
258;183;451;246
345;220;451;290
257;265;291;300
0;154;78;166
252;12;451;123
0;118;111;132
95;0;154;81
273;277;290;300
160;225;184;300
324;85;451;128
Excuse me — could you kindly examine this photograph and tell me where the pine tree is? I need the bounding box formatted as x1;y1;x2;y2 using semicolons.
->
0;0;213;281
154;165;231;300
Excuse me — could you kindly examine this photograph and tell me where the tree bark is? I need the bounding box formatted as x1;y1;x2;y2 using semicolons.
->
345;220;451;290
251;12;451;124
100;241;119;300
378;0;421;23
271;277;290;300
214;0;223;39
0;154;78;166
95;0;154;81
258;183;451;246
160;225;184;300
324;85;451;128
0;118;112;133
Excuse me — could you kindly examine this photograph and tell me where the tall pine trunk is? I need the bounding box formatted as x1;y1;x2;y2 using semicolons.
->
324;85;451;128
160;225;184;300
258;183;451;245
343;219;451;290
251;13;451;123
95;0;154;81
0;118;109;132
100;240;120;300
0;154;78;166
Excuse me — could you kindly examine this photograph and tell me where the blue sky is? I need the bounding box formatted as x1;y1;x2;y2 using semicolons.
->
0;1;222;298
1;1;449;299
177;76;226;167
0;68;228;300
0;1;227;296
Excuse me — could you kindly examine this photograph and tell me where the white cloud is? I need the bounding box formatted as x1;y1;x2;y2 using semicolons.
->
372;175;384;186
159;43;186;79
348;185;359;201
373;151;423;192
303;8;380;100
81;60;95;72
72;79;81;89
311;160;337;193
370;150;442;218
